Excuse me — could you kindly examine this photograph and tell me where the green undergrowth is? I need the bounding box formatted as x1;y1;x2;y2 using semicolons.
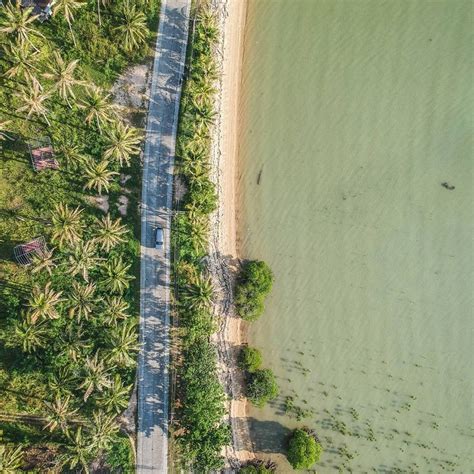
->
171;1;230;471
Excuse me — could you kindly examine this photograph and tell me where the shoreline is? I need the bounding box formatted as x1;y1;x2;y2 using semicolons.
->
208;0;253;467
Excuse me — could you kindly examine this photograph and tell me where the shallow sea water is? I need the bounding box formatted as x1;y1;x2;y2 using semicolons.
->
238;0;473;471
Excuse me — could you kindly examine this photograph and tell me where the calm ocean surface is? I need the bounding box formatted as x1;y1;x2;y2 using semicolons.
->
238;0;473;471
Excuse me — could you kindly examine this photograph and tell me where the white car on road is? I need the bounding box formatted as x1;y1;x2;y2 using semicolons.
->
155;225;164;250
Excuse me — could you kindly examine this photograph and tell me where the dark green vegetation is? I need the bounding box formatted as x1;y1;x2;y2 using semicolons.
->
239;459;276;473
287;429;323;470
0;0;158;471
246;368;279;408
235;260;273;321
238;345;263;373
105;433;134;472
172;1;229;471
238;345;278;408
235;265;278;406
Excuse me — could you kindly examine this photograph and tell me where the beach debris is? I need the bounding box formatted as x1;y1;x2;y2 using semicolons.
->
441;182;455;190
257;167;263;184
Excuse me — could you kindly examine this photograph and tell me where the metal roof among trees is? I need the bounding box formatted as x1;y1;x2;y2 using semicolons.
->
28;136;59;171
13;235;47;265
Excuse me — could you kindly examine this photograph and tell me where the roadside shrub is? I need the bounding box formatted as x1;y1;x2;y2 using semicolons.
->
287;429;322;470
235;260;273;321
186;177;218;215
246;368;278;407
180;340;230;470
239;459;276;473
106;435;134;472
238;346;263;373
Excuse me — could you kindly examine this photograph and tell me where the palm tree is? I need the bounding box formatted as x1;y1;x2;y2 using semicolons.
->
59;427;92;474
106;320;138;367
28;282;64;323
183;201;204;223
94;214;128;252
101;257;134;293
52;0;86;47
0;444;24;471
43;395;79;432
79;352;112;402
2;40;40;83
68;281;96;321
191;119;212;143
83;159;118;195
42;51;83;107
51;203;84;248
56;143;88;170
188;215;208;256
12;315;48;353
114;2;148;52
48;366;76;396
191;54;218;84
185;274;213;310
103;120;141;167
179;156;209;180
97;374;131;413
58;324;92;364
0;0;44;47
67;240;101;281
78;86;117;132
100;295;129;326
193;100;216;132
88;410;119;451
176;259;198;284
178;132;208;160
102;295;129;326
15;79;51;125
197;7;219;45
189;79;216;108
31;248;56;276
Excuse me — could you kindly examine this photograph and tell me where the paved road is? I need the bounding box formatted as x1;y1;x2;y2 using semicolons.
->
137;0;191;472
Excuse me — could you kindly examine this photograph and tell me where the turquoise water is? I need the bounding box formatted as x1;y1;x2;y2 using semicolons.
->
238;0;473;471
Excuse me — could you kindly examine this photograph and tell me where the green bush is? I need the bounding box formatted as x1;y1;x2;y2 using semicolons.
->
239;459;276;473
287;429;322;470
106;435;134;472
238;346;263;373
180;340;230;471
186;177;218;215
246;369;278;407
235;260;273;321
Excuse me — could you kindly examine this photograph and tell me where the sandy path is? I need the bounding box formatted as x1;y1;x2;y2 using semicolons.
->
207;0;254;469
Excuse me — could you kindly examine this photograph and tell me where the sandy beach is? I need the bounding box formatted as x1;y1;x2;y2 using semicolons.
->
208;0;253;468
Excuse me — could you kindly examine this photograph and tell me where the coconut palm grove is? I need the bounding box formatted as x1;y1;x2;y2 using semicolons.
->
0;0;155;471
